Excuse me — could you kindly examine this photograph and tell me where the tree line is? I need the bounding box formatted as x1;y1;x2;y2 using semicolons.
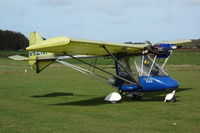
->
0;30;28;50
190;39;200;49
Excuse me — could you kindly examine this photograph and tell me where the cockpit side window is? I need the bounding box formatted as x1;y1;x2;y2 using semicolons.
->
134;55;168;77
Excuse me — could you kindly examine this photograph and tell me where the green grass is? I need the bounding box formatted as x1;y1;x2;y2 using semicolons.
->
0;50;200;133
168;50;200;65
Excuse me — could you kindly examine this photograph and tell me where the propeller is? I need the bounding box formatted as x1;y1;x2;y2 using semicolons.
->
145;40;155;53
145;40;153;47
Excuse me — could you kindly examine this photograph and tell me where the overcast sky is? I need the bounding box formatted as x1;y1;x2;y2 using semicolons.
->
0;0;200;42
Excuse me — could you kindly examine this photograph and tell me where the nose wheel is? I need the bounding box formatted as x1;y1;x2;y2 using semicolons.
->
165;96;176;102
164;90;176;102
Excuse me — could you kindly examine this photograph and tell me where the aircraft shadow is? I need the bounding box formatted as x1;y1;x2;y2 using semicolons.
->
176;88;192;92
51;97;108;106
133;88;192;102
31;92;74;98
46;88;191;106
51;95;178;106
141;88;192;97
51;94;177;106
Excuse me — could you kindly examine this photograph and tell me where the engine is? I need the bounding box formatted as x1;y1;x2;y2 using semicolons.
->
147;44;176;58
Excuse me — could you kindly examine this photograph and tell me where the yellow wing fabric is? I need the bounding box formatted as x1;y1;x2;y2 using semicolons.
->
26;32;192;56
156;39;192;47
26;32;147;56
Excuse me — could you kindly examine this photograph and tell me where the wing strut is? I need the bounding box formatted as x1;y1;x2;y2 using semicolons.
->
56;59;108;80
102;46;141;87
63;53;138;86
56;59;116;88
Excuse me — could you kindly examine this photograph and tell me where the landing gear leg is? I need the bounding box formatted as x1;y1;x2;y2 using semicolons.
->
118;89;124;95
127;91;143;101
168;96;176;102
132;95;142;100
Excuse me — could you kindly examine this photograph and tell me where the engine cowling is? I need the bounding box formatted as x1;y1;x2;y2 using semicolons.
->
147;44;176;58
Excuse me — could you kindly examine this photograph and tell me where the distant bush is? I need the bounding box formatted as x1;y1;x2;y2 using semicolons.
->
0;30;28;50
182;39;200;49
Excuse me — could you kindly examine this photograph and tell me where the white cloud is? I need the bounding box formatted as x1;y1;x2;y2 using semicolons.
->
87;4;126;16
110;16;127;24
39;0;72;6
158;12;174;23
122;0;151;7
184;0;200;5
0;4;26;16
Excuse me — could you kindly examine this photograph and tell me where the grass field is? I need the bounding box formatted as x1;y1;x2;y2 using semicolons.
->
0;50;200;133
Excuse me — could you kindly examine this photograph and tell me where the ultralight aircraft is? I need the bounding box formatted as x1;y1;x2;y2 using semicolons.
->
9;32;192;103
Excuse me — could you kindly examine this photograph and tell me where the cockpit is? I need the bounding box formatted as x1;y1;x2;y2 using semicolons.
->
115;43;179;92
116;54;168;82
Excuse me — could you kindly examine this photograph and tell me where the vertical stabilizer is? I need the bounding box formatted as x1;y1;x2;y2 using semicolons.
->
29;32;43;46
28;32;55;73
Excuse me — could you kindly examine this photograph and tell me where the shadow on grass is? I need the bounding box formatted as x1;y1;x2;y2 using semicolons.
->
122;94;169;102
50;95;174;106
176;88;192;92
50;95;175;106
47;88;191;106
134;88;192;102
140;88;192;98
32;92;74;98
51;97;108;106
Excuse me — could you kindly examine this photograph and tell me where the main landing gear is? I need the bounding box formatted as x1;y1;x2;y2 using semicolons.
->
124;91;144;101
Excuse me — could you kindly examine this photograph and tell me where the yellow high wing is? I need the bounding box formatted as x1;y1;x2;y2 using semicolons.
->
10;32;192;74
155;39;192;47
26;32;147;55
26;32;192;56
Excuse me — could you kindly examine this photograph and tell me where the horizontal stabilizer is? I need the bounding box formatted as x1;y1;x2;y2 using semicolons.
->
9;55;56;61
8;55;29;61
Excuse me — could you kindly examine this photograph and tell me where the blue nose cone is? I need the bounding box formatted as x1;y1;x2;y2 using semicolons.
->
139;76;179;91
